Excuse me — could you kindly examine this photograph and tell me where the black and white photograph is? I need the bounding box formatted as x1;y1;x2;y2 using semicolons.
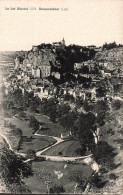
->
0;0;123;194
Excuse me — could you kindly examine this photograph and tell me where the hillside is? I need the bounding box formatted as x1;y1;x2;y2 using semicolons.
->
91;101;123;194
94;47;123;71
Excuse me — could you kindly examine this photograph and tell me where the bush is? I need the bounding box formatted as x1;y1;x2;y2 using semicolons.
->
83;101;94;112
109;173;118;180
107;128;115;136
0;148;33;185
9;183;31;194
26;149;36;159
58;152;63;155
12;128;23;137
76;98;83;109
90;173;108;188
69;171;87;191
49;185;65;193
29;116;40;133
18;112;27;120
112;100;121;110
93;141;117;169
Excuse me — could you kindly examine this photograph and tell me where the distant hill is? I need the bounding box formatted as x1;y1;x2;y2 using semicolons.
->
0;51;26;63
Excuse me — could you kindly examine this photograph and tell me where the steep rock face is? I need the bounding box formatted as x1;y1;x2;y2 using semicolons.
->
94;47;123;70
23;49;56;67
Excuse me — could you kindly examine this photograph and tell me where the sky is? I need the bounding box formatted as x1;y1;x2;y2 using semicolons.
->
0;0;122;51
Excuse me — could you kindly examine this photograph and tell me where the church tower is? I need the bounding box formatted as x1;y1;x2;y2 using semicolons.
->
62;38;65;47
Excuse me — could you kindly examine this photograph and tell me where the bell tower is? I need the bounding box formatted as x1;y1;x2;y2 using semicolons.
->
62;38;65;47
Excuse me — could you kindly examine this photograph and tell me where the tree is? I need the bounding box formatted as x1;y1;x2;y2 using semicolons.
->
74;112;96;152
49;105;57;123
94;100;109;126
90;173;108;189
59;111;77;133
96;82;107;97
29;116;40;133
112;100;121;110
109;173;118;180
12;128;23;137
29;103;38;113
0;148;33;185
70;171;87;192
80;66;89;74
102;41;117;50
22;91;30;108
18;112;27;120
83;101;94;112
29;96;41;112
76;98;83;109
26;149;36;159
9;183;31;194
39;98;58;122
49;185;65;193
93;141;117;169
57;103;71;118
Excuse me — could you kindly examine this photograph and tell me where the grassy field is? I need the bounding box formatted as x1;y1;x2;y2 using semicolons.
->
25;110;65;137
3;110;94;193
43;140;85;157
19;135;56;153
23;160;93;194
5;116;56;153
6;117;33;137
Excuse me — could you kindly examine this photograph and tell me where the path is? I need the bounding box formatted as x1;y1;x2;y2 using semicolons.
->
0;61;98;169
0;130;93;164
34;133;64;155
24;132;94;166
0;133;13;151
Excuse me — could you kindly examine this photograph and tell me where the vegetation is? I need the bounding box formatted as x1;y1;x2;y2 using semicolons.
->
102;41;120;50
25;149;36;159
90;173;108;189
28;116;40;133
1;44;123;194
0;148;33;185
93;141;117;169
73;112;96;153
56;45;96;73
102;42;116;50
70;171;87;191
49;185;65;193
112;100;122;110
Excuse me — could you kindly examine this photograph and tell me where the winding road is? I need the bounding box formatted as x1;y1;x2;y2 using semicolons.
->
0;61;99;173
34;132;64;155
0;130;95;166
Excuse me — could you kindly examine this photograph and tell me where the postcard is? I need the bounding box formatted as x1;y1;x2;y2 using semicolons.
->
0;0;122;194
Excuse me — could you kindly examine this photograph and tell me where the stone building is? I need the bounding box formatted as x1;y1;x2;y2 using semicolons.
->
32;46;38;52
14;57;21;69
39;60;51;78
52;38;65;49
32;60;51;79
74;62;84;70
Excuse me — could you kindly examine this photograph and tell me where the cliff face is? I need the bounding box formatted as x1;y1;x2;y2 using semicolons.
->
23;49;56;68
94;47;123;70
